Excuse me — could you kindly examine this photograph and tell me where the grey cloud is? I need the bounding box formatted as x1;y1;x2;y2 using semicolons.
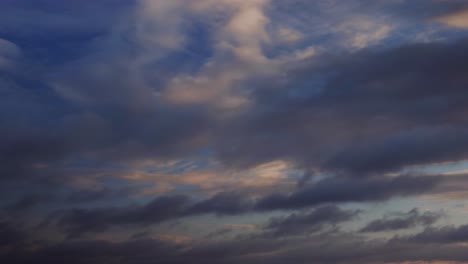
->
3;238;187;264
186;192;252;216
360;208;442;233
405;224;468;244
57;195;190;237
214;37;468;178
204;227;235;239
65;187;136;204
56;193;253;237
0;221;25;248
55;175;439;237
5;230;468;264
2;6;468;189
4;194;47;212
257;175;440;210
264;205;359;236
2;2;468;263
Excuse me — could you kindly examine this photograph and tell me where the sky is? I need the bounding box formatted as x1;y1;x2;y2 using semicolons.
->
2;0;468;263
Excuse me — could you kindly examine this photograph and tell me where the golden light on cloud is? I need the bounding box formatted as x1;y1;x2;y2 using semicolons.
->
120;159;297;196
436;9;468;29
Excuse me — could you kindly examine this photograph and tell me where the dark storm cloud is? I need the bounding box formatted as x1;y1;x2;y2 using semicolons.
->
257;175;440;210
186;192;252;216
0;221;25;248
0;1;210;184
215;37;468;176
405;224;468;244
360;208;442;233
323;128;468;174
0;0;134;65
5;229;468;264
1;238;187;264
0;64;211;182
2;6;468;187
4;194;47;212
56;193;254;237
264;205;359;236
57;195;190;237
0;185;138;215
0;16;213;182
2;1;468;263
65;187;136;204
55;175;439;237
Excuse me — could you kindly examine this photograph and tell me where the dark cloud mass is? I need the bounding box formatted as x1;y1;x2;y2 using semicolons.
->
219;38;468;174
55;175;440;237
406;224;468;244
4;229;468;264
2;0;468;263
264;205;359;236
257;175;440;210
360;208;442;233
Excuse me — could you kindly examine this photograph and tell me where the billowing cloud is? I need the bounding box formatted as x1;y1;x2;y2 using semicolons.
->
2;0;468;263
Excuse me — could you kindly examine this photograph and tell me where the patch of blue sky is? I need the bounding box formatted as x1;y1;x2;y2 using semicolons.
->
0;1;131;65
2;30;105;66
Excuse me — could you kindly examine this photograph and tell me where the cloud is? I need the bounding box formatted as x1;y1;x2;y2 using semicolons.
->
216;37;468;175
54;174;441;237
185;192;252;215
0;39;21;71
436;8;468;29
2;1;468;263
360;208;442;233
337;18;393;48
55;192;256;237
257;175;440;210
2;2;468;188
5;230;468;264
276;26;304;43
56;195;191;237
264;205;359;236
405;224;468;244
0;221;25;249
4;194;47;212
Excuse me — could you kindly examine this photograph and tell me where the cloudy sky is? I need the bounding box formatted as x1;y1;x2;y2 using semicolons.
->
2;0;468;263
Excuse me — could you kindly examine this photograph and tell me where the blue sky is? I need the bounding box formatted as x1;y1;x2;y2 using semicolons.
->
2;1;468;263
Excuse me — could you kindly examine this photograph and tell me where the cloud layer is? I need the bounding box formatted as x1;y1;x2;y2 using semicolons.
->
2;0;468;263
